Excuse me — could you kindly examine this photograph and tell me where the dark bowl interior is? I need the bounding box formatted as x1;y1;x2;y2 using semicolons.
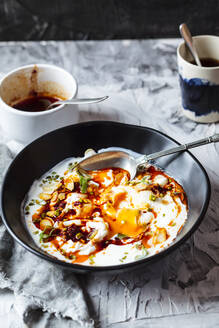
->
0;121;211;274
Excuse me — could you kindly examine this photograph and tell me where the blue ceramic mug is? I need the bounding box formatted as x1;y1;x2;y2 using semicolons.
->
177;35;219;123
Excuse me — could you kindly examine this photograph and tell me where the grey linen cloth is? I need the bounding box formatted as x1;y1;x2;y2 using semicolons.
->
0;143;94;328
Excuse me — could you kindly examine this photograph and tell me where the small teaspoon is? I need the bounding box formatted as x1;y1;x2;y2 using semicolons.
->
179;23;202;67
47;96;109;109
78;134;219;179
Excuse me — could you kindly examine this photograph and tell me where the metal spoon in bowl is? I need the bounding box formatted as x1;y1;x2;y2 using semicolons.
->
78;134;219;179
179;23;202;67
47;95;109;109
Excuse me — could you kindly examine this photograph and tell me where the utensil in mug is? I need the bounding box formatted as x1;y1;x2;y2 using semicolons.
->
177;35;219;123
179;23;202;67
47;96;108;109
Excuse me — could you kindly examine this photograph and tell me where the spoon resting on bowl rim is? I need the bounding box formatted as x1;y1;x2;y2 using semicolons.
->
77;134;219;179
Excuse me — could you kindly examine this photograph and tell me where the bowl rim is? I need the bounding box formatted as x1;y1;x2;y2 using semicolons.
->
0;121;211;272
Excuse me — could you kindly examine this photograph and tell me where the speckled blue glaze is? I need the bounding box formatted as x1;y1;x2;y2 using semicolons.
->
179;75;219;115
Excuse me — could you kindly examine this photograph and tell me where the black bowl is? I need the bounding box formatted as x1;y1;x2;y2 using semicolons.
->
0;121;211;274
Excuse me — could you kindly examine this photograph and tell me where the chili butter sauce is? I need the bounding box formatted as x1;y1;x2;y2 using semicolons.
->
13;95;60;112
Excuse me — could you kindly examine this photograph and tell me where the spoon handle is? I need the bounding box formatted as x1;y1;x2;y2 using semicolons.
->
179;23;202;67
57;96;108;105
139;134;219;163
48;96;108;109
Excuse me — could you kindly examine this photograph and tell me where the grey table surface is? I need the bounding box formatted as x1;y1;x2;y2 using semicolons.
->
1;39;219;328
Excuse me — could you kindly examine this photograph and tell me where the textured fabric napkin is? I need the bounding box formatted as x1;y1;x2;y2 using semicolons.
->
0;143;93;328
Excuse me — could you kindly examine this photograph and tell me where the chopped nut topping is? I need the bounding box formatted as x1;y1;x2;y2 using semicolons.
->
40;218;54;230
64;177;74;191
39;193;52;201
46;211;57;217
58;193;66;200
50;191;58;205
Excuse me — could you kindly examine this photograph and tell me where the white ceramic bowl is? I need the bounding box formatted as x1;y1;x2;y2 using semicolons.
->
0;64;78;144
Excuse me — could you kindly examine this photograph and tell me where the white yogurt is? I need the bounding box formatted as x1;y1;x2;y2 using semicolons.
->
23;148;188;266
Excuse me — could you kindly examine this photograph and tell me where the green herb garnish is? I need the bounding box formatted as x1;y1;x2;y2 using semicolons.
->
89;254;95;265
117;233;127;240
142;245;149;256
89;230;97;240
76;232;83;240
33;218;40;223
80;175;91;193
128;176;150;185
39;228;55;243
135;245;149;260
60;249;66;256
141;176;150;184
55;209;60;217
68;161;78;172
149;194;156;201
77;168;91;193
128;180;139;185
39;230;49;243
120;255;127;262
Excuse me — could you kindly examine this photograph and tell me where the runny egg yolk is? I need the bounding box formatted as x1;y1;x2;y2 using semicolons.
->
101;189;146;238
111;208;145;238
98;178;149;238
